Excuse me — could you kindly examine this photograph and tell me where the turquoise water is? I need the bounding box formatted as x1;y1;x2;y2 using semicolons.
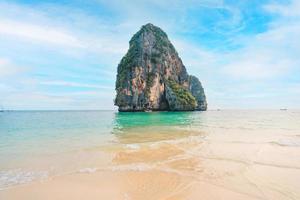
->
0;111;198;158
1;110;300;189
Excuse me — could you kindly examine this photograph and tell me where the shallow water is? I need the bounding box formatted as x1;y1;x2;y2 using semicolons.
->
0;110;300;199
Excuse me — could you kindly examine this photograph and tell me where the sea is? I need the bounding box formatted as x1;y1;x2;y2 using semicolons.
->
0;110;300;199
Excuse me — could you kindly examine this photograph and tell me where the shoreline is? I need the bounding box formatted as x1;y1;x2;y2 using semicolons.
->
1;128;300;200
1;111;300;200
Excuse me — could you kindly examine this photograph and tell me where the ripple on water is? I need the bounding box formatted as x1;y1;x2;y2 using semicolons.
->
0;169;48;190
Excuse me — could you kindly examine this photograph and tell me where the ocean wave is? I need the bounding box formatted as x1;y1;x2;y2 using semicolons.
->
78;168;98;173
0;169;48;190
125;144;141;150
270;139;300;147
111;163;154;172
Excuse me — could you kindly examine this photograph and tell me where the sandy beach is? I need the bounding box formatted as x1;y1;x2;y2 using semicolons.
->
1;118;300;200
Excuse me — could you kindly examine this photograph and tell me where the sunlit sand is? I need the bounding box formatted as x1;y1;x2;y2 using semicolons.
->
1;122;300;200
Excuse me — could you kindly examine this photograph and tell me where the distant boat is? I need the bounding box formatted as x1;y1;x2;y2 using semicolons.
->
280;108;288;111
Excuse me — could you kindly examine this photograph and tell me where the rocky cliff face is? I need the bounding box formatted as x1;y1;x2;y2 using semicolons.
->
115;23;207;111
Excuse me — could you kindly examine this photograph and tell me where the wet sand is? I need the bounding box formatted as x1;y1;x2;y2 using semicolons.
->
1;127;300;200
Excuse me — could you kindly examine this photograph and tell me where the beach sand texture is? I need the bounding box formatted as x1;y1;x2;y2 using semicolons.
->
0;111;300;200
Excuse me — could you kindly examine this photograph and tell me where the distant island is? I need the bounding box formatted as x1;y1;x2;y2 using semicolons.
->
115;23;207;112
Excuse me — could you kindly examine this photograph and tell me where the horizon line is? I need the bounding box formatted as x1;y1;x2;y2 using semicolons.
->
1;108;299;112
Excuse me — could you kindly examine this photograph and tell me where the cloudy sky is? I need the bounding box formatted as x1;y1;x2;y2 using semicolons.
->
0;0;299;110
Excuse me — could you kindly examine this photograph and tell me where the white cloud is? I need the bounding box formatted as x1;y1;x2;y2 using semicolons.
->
0;58;25;77
221;1;300;80
223;47;294;80
3;92;73;109
40;80;114;90
0;18;128;56
0;19;84;48
1;86;116;110
0;2;128;56
0;0;242;58
173;40;216;69
264;0;300;17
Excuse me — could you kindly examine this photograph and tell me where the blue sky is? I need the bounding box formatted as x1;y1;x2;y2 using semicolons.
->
0;0;299;110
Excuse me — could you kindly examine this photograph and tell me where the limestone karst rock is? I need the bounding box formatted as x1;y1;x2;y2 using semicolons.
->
115;23;207;111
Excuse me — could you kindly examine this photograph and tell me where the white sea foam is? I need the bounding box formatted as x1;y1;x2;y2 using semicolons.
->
125;144;141;150
111;163;154;172
271;139;300;147
78;168;98;173
0;169;48;190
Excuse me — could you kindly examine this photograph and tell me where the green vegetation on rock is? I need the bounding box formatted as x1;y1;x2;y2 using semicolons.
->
145;72;155;97
116;40;140;91
167;79;197;108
